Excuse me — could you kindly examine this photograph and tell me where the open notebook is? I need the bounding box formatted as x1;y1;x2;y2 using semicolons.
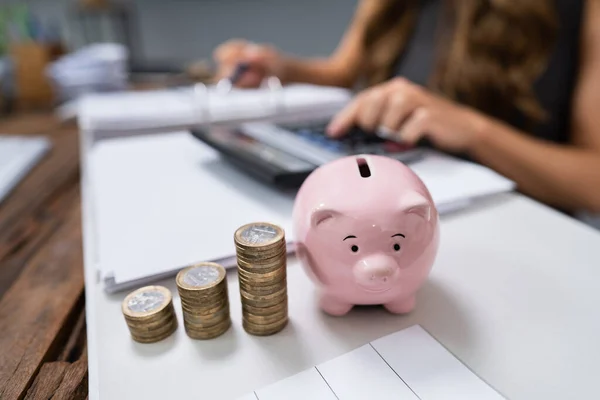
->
72;84;352;137
238;325;505;400
84;131;514;293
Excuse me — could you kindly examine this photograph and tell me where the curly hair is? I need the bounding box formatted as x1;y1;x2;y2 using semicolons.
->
362;0;558;125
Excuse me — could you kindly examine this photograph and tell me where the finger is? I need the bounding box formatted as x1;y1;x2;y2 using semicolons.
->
232;44;275;87
326;97;363;137
397;107;433;144
380;91;419;132
233;69;265;88
246;45;284;81
213;39;248;63
214;60;265;88
356;89;387;132
244;43;269;62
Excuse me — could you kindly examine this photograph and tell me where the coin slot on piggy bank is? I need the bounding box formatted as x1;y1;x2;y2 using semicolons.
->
357;157;371;178
292;154;440;316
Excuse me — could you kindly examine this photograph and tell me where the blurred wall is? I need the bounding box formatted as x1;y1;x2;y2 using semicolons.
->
20;0;358;67
134;0;357;64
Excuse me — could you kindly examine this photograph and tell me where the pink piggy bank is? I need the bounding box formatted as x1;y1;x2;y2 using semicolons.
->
292;154;439;316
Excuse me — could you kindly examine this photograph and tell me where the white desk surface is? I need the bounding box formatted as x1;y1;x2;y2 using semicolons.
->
83;192;600;400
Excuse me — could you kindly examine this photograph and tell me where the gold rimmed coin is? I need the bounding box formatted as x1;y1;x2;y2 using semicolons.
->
180;298;228;315
234;222;289;337
240;286;287;302
242;301;288;316
176;262;231;340
176;262;226;292
240;295;287;310
237;259;287;273
242;316;288;336
184;319;232;340
234;222;284;249
130;327;178;344
239;280;287;295
122;285;178;343
238;269;286;285
235;245;287;262
244;309;288;325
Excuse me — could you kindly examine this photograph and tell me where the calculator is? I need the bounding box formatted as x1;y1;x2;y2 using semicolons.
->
190;120;425;189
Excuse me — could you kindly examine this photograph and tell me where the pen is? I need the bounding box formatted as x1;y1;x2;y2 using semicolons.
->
228;62;250;85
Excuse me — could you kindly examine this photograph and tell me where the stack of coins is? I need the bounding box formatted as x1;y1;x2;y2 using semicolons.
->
176;262;231;340
122;285;178;343
235;222;288;336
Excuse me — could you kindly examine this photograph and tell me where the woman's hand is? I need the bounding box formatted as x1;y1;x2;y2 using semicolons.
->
212;39;284;88
326;77;490;154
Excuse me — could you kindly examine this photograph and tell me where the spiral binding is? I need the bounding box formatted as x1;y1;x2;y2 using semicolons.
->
191;75;284;126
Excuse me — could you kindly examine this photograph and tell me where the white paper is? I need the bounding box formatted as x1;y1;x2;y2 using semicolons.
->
317;344;418;399
371;325;506;400
255;368;337;400
242;325;505;399
410;153;515;208
91;132;295;285
88;132;513;290
235;394;258;400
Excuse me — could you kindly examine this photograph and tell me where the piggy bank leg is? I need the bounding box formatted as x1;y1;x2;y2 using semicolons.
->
319;292;353;316
383;295;416;314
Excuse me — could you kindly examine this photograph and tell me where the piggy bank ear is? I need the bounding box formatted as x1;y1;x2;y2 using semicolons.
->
311;208;340;229
401;192;431;221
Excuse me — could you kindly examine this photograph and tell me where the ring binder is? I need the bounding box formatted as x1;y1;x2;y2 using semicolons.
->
192;82;211;126
265;76;284;114
77;81;353;136
206;75;285;125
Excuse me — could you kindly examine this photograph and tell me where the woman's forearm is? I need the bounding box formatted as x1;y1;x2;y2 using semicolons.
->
470;120;600;213
275;0;381;88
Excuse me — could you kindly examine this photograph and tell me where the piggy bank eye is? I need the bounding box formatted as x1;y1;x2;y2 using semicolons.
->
393;243;401;252
351;245;359;253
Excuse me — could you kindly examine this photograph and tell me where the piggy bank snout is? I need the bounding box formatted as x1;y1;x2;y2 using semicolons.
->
353;254;399;290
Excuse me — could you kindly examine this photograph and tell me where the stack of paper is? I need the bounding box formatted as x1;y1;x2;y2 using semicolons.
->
85;131;514;293
46;43;128;102
73;84;352;137
410;154;515;214
238;325;505;400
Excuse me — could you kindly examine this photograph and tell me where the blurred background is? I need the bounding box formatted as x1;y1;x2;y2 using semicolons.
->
0;0;357;112
28;0;355;66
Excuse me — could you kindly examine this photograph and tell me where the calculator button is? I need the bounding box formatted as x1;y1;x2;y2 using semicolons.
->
325;142;344;153
315;135;329;144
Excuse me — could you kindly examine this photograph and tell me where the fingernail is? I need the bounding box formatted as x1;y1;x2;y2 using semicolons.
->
326;123;339;136
376;125;393;138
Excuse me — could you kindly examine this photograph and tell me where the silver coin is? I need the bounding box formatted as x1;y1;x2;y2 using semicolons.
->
127;290;165;313
240;224;278;245
183;265;221;287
